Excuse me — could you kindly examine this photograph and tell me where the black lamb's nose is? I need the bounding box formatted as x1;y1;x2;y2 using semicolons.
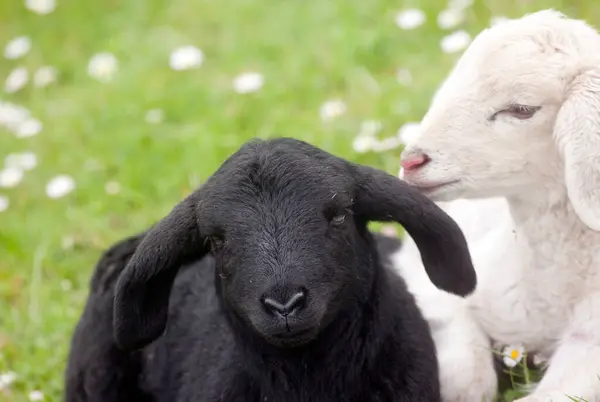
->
263;291;306;317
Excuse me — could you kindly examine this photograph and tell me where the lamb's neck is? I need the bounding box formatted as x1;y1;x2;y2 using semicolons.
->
505;188;596;267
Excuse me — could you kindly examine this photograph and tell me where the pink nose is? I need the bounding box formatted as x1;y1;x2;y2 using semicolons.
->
401;154;430;172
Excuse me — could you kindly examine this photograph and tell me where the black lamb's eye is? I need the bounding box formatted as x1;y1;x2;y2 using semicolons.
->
331;214;346;225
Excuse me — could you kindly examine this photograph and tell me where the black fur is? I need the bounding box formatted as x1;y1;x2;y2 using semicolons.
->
65;138;476;402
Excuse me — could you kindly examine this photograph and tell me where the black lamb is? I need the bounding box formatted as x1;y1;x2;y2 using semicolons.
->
65;137;476;402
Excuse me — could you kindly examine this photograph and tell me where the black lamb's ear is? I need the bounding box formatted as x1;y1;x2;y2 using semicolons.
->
353;164;476;297
113;193;209;351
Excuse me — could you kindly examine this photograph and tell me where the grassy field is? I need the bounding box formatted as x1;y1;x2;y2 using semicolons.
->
1;0;599;400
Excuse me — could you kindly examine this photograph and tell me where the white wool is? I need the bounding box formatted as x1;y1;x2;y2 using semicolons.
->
396;9;600;401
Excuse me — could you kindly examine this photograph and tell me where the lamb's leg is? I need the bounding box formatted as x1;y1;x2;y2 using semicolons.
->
516;294;600;402
429;304;498;402
391;238;498;402
65;233;153;402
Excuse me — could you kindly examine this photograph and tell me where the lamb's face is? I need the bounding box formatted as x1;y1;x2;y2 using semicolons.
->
400;11;590;201
204;147;370;348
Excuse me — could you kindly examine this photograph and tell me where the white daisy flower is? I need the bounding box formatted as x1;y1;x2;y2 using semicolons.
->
0;195;8;212
88;52;118;82
169;46;204;71
4;67;29;93
105;181;120;195
0;101;30;131
372;136;401;152
352;135;375;154
145;108;164;124
4;36;32;60
437;8;465;30
61;235;75;250
319;99;346;121
46;175;75;198
397;122;421;145
28;390;44;401
0;371;17;389
0;167;24;188
233;72;264;94
33;66;57;87
395;9;426;30
490;16;509;27
359;120;382;137
396;68;412;85
502;344;525;368
440;30;471;54
25;0;56;14
5;152;37;171
448;0;473;10
16;118;42;138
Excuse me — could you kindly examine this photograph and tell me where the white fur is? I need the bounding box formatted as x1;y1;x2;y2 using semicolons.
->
395;9;600;402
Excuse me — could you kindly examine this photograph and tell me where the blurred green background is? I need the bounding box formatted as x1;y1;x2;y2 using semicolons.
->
1;0;598;400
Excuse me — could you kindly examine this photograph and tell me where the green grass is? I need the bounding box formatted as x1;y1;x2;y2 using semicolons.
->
2;0;600;400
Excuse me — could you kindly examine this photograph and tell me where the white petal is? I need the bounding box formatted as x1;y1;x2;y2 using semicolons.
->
5;151;37;170
233;72;264;94
395;9;426;30
16;118;42;138
33;66;57;87
490;16;509;27
0;195;8;212
396;68;412;85
502;355;518;368
0;371;17;389
61;235;75;250
4;67;29;93
105;181;120;195
0;167;24;188
352;135;374;153
447;0;473;11
4;36;32;60
169;46;204;71
319;99;346;121
145;108;164;124
359;120;382;137
28;390;44;401
46;175;75;198
88;52;118;82
397;122;421;145
0;101;31;131
372;137;401;152
437;9;465;30
440;30;471;54
25;0;56;14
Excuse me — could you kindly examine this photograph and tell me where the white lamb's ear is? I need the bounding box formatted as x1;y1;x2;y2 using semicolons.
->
554;68;600;230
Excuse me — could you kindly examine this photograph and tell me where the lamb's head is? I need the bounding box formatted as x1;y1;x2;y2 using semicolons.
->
400;9;600;230
113;138;476;351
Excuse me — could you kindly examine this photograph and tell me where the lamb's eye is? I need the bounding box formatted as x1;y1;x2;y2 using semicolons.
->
500;104;541;120
331;214;346;225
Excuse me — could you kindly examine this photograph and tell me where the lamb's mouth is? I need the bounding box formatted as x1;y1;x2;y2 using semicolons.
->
413;179;461;195
269;327;318;347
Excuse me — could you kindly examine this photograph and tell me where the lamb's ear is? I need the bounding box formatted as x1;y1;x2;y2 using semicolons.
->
353;165;476;296
554;69;600;231
113;193;208;351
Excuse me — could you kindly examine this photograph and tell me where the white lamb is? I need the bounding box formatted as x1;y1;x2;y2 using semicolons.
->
394;9;600;402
